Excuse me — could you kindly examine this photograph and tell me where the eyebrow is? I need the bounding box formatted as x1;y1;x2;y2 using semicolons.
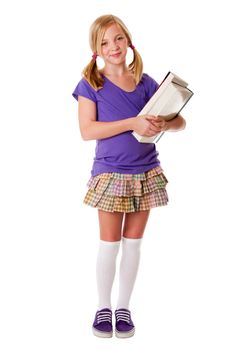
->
102;33;124;42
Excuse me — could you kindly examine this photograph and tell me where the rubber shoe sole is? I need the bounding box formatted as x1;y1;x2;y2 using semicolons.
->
115;327;135;338
92;327;113;338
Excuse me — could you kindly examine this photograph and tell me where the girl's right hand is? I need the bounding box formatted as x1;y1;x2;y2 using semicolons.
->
132;115;160;137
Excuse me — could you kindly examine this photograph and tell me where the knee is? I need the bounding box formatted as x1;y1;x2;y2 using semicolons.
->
123;231;144;239
100;232;122;242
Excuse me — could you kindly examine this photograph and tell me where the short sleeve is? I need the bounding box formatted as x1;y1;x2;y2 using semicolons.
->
72;78;97;103
143;73;159;101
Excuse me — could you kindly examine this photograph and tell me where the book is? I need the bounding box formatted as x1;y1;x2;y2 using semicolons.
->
132;71;194;143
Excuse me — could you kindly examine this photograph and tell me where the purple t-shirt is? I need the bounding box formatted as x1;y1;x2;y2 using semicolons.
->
72;73;160;176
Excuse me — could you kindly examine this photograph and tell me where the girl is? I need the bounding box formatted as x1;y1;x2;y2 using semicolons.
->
72;14;186;338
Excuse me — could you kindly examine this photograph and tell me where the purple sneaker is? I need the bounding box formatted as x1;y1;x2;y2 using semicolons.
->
92;308;113;338
115;309;135;338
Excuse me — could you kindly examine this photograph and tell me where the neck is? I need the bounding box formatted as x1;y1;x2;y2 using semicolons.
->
102;64;129;78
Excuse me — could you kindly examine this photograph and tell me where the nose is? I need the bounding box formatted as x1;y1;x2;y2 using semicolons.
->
110;41;119;51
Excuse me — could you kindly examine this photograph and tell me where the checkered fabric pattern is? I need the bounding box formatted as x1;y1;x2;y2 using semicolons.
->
83;166;169;212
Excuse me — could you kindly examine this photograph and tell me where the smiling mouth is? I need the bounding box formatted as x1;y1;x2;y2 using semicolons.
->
110;52;121;58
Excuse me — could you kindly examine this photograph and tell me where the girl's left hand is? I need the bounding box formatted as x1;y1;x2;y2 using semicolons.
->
145;116;168;132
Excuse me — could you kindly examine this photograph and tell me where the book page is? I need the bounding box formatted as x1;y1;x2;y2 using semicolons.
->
148;84;193;120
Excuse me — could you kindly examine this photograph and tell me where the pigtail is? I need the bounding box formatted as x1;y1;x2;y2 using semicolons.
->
82;57;104;91
128;47;143;85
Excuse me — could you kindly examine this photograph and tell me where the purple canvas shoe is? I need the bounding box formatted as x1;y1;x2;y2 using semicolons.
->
115;309;135;338
92;308;113;338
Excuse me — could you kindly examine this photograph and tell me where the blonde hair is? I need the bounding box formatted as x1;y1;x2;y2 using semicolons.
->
82;14;143;91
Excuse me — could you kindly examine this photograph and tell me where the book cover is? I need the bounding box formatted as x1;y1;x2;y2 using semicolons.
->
132;72;194;143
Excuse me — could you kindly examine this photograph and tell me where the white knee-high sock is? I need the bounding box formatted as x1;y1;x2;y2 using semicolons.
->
96;240;121;310
117;237;142;310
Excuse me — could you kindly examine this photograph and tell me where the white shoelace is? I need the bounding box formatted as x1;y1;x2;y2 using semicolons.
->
96;310;112;324
115;310;131;323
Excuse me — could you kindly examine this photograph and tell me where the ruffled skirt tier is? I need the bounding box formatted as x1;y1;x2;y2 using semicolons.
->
84;166;168;212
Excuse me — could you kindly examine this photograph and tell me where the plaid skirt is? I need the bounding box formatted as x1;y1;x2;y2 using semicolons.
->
83;166;169;213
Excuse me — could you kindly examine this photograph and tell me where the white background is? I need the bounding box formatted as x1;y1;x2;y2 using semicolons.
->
0;0;233;349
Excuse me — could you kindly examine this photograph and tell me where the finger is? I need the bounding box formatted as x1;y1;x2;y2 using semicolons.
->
149;122;162;129
149;126;160;133
145;116;158;121
146;118;158;124
146;114;158;119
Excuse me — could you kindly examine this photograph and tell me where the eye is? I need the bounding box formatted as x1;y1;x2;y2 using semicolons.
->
101;42;107;46
117;36;124;41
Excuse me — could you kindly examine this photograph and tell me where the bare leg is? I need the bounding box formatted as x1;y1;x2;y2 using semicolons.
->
123;210;150;238
98;209;124;241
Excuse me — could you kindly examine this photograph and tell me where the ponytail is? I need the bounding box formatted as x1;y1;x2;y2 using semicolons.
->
82;57;104;91
128;47;143;85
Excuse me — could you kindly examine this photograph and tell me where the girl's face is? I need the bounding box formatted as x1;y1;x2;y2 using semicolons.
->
100;23;129;66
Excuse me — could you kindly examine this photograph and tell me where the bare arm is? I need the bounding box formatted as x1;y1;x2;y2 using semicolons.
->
165;114;186;131
78;96;160;140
